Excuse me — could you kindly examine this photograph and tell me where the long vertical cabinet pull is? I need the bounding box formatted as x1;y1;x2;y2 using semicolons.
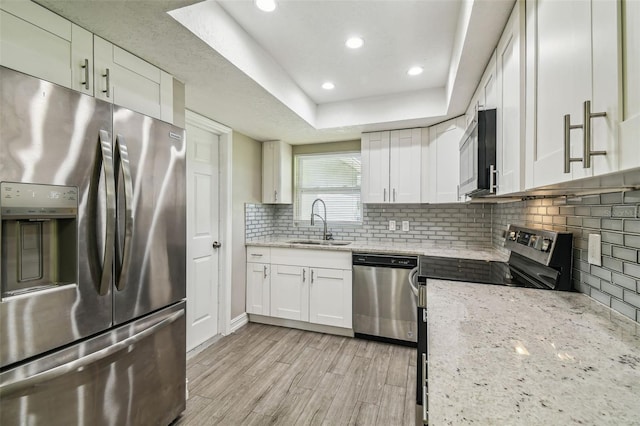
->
303;269;306;282
582;100;607;168
310;269;314;284
95;130;116;296
114;135;134;291
393;188;396;202
383;188;387;202
81;59;90;90
102;68;110;98
274;190;278;203
263;265;267;279
563;115;583;173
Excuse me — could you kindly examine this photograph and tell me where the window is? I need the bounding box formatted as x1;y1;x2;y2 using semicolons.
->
294;152;362;224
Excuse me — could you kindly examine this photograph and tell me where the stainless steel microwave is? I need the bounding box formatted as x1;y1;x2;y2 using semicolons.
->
459;109;497;197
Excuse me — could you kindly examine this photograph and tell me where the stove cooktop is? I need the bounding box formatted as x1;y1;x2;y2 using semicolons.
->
417;255;565;290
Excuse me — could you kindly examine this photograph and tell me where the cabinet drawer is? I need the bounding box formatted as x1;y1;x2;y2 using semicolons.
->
271;248;351;270
247;246;271;263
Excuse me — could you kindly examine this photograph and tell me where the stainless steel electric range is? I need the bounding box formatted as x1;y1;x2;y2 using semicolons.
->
414;225;574;425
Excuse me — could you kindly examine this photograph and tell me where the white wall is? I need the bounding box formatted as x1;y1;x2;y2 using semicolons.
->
231;132;263;318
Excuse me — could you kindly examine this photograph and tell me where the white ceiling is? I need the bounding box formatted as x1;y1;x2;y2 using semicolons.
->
217;1;460;104
34;0;514;144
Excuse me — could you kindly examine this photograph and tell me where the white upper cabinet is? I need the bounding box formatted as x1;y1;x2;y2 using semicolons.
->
422;117;466;203
362;129;421;204
525;0;623;188
262;140;292;204
0;1;176;123
361;131;390;203
495;1;525;195
0;2;93;95
619;0;640;168
94;36;172;121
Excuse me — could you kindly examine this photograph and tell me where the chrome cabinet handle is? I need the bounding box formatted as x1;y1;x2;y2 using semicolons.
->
582;100;607;168
489;164;498;193
0;309;184;397
91;130;115;296
250;253;263;257
383;188;387;202
563;114;583;173
81;58;89;90
393;188;396;202
263;265;267;279
456;184;461;201
114;135;134;292
102;68;110;98
303;269;306;282
311;269;314;283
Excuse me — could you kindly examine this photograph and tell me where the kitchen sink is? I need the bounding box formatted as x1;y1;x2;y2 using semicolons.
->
287;239;352;246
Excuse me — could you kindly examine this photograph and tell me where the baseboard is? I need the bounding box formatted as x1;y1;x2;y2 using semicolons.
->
230;312;249;333
248;314;354;338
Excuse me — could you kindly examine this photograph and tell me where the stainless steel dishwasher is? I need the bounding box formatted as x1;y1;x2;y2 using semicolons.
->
352;253;418;344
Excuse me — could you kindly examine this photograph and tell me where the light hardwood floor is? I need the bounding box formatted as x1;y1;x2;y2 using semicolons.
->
175;323;416;426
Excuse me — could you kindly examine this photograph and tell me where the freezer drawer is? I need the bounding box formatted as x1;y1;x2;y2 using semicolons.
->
0;302;186;426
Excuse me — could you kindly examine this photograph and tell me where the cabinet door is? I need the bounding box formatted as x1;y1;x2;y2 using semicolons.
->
309;268;352;328
361;131;390;203
94;36;163;119
619;0;640;167
426;118;466;203
389;129;421;203
0;3;72;89
262;141;292;204
270;265;309;321
496;2;525;195
246;262;270;315
528;0;592;187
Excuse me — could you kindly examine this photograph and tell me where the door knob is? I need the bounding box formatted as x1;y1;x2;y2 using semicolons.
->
212;241;221;249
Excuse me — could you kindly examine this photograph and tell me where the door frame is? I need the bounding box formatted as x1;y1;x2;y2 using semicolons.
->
185;110;233;336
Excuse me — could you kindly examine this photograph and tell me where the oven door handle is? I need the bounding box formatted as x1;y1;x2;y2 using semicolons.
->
0;309;184;397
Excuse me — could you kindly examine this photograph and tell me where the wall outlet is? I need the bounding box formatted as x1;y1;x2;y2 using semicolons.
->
402;221;409;231
389;220;396;231
587;234;602;266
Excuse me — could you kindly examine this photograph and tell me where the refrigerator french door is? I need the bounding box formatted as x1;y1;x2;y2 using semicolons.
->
0;66;186;425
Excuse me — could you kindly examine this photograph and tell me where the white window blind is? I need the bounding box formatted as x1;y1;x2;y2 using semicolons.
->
294;152;362;224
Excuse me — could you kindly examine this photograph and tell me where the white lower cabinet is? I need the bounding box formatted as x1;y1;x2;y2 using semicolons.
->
309;267;352;328
246;262;270;316
246;247;352;332
270;264;309;321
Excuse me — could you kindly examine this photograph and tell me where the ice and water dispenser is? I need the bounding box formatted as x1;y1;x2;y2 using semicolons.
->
1;182;78;298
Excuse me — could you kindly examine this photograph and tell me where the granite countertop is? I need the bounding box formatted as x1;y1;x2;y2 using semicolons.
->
246;238;509;262
428;280;640;425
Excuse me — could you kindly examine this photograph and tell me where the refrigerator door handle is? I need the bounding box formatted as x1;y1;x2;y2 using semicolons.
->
93;130;116;296
0;309;184;398
114;134;134;291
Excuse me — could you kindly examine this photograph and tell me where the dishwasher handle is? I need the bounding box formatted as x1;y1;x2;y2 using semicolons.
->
408;266;419;298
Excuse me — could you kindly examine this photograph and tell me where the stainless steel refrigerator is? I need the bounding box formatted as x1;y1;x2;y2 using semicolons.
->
0;66;187;425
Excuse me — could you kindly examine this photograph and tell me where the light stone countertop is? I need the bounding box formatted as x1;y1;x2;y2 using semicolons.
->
246;238;509;262
427;280;640;425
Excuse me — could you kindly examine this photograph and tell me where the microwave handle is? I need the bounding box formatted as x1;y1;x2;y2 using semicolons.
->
489;165;498;194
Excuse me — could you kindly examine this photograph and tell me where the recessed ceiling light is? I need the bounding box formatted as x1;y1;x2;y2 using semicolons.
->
345;37;364;49
322;82;335;90
255;0;276;12
407;66;424;76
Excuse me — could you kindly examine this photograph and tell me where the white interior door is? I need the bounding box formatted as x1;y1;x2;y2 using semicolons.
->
186;123;220;351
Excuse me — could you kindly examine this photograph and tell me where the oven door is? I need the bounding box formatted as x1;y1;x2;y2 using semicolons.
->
416;285;428;425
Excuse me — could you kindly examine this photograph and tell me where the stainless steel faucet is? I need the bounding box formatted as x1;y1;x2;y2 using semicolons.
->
310;198;330;240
